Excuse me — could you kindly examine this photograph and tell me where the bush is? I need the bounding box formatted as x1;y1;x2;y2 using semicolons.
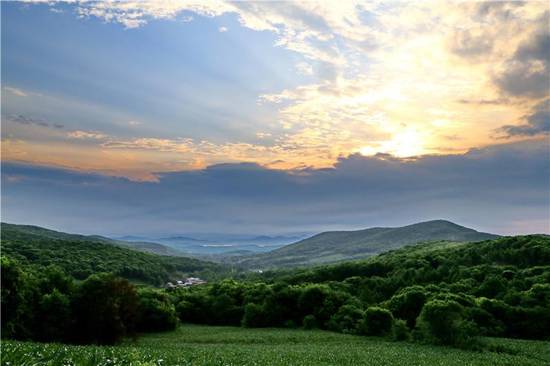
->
392;319;410;341
37;289;72;342
137;289;178;332
302;314;318;330
176;293;211;324
467;306;503;336
360;307;394;336
327;305;364;334
242;303;269;327
71;273;139;345
417;299;479;348
388;286;426;328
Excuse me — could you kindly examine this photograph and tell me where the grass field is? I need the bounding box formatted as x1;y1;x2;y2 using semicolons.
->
2;325;550;366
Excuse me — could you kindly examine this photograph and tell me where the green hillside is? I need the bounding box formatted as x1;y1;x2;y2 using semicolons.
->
0;223;224;285
232;220;499;268
0;222;187;257
2;230;549;358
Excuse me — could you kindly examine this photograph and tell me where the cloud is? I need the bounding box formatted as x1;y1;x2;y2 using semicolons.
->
67;130;109;140
256;132;272;139
3;114;63;129
493;12;550;98
5;114;47;126
457;98;508;105
218;26;228;32
2;140;548;236
449;28;493;58
295;62;313;75
8;1;549;180
102;137;193;152
3;86;28;97
498;99;550;137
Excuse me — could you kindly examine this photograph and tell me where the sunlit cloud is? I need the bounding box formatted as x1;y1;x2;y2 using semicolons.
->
67;130;109;140
3;1;549;180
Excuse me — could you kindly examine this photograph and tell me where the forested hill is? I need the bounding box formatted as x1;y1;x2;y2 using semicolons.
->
0;222;187;256
230;220;499;269
0;223;224;285
175;235;550;343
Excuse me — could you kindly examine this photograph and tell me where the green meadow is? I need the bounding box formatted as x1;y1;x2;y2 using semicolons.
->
3;325;550;366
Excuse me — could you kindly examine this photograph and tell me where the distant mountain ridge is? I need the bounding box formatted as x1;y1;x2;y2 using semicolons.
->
229;220;499;269
0;222;222;285
116;233;307;255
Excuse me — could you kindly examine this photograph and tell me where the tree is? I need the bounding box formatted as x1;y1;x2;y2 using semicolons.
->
242;303;269;327
137;288;178;332
388;286;426;328
360;307;394;336
0;256;35;339
327;305;364;334
302;314;318;330
417;299;477;347
37;289;72;342
71;273;139;345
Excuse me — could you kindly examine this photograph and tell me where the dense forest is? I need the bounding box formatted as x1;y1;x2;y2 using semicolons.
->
0;223;225;285
173;236;550;346
2;234;549;349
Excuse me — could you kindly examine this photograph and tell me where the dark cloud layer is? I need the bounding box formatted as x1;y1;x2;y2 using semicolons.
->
500;99;550;136
3;114;65;129
494;13;550;99
2;140;549;236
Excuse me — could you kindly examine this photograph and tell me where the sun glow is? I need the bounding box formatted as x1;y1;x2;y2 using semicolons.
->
360;129;426;158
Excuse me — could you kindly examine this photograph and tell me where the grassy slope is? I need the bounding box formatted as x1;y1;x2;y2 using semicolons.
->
233;219;499;269
0;223;223;285
3;325;549;366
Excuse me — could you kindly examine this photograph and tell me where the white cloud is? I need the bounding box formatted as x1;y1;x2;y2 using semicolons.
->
295;62;313;75
218;26;228;32
4;86;28;97
67;130;108;140
256;132;272;139
18;1;550;171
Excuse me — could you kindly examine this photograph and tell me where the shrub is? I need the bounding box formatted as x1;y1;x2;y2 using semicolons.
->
388;286;426;328
477;276;507;299
176;293;210;324
327;305;364;334
302;314;318;330
71;273;139;345
360;307;394;336
392;319;410;341
137;289;178;332
417;299;479;348
242;303;269;327
37;289;72;342
467;306;504;336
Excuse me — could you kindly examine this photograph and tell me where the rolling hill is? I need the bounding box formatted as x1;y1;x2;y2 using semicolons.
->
230;220;499;269
0;223;224;285
0;222;187;256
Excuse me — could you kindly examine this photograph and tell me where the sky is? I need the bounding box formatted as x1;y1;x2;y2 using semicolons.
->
1;1;549;236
